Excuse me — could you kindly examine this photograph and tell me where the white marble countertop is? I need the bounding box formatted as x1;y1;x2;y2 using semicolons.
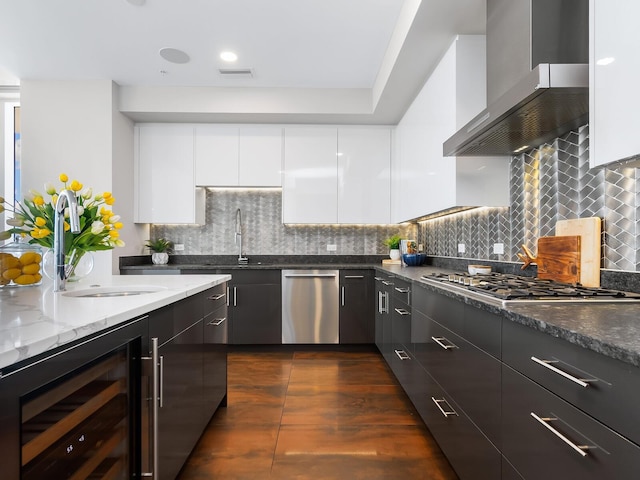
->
0;274;231;371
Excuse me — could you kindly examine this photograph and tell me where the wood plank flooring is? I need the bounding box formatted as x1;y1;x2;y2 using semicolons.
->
178;349;458;480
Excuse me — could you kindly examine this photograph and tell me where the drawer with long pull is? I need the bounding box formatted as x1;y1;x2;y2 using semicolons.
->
412;311;501;448
502;319;640;446
204;283;227;315
502;364;640;479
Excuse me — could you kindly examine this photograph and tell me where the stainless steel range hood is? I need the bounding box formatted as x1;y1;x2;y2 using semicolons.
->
444;0;589;157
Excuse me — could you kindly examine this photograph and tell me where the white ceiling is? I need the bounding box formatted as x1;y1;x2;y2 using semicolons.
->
0;0;486;124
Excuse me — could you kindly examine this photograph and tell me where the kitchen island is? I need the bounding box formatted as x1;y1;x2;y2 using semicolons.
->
0;273;230;480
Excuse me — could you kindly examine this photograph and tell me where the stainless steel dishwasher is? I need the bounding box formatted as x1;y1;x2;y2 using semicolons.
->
282;269;339;343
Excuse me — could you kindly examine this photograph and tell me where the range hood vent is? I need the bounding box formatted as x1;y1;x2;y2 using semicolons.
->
444;63;588;156
444;0;589;157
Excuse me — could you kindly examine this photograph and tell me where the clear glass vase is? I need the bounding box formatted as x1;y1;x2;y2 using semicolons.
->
43;249;94;282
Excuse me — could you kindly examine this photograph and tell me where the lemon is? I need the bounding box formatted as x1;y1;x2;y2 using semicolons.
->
2;268;22;280
19;252;38;266
14;274;36;285
22;263;41;275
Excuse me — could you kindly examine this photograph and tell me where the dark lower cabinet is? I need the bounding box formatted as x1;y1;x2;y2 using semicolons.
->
339;270;374;343
226;270;281;344
148;286;228;480
502;364;640;479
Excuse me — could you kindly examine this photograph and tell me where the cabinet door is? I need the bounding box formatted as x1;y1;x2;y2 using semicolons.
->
339;270;374;344
502;365;640;480
337;127;391;224
282;127;338;223
135;124;202;224
589;0;640;167
239;126;282;186
195;125;240;186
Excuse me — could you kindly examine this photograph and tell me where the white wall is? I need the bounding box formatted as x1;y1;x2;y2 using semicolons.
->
20;80;123;277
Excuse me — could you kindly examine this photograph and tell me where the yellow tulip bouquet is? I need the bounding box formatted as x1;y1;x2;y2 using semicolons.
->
0;173;125;262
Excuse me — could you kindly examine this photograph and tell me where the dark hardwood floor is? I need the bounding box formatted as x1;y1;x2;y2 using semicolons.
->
178;349;458;479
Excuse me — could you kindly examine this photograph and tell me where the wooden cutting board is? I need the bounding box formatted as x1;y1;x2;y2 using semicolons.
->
556;217;602;287
536;235;581;284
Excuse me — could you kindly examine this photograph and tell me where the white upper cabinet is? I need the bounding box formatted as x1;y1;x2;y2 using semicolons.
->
589;0;640;168
283;127;338;224
283;126;392;224
195;125;282;186
392;35;508;223
195;125;239;186
135;124;204;224
337;127;391;224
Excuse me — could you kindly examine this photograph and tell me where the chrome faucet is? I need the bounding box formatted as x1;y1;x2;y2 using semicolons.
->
235;208;248;265
53;189;81;292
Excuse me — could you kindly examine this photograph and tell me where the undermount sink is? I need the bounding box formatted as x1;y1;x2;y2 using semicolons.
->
62;285;168;298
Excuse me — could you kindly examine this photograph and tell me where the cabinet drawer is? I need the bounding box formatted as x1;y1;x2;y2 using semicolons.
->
392;277;411;304
204;284;227;314
204;305;228;344
413;284;464;335
502;365;640;480
412;311;501;447
503;320;640;446
416;369;501;480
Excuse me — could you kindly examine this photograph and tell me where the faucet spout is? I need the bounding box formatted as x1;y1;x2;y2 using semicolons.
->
235;208;248;265
53;189;81;292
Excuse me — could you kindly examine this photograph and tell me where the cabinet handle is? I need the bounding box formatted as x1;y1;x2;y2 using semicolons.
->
159;355;164;408
374;276;384;281
233;287;237;307
378;291;383;314
345;275;364;279
530;356;593;388
226;287;230;307
207;317;227;326
284;273;337;278
208;293;226;301
383;292;389;314
432;336;458;350
141;337;159;479
394;308;410;316
382;280;394;286
395;349;410;360
432;397;458;417
530;412;589;457
341;286;345;307
394;287;410;293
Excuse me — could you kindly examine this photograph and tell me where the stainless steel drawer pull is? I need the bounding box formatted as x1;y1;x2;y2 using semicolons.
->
208;293;226;301
208;317;226;326
382;281;394;286
432;336;458;350
382;292;389;314
530;412;589;457
432;397;458;417
394;287;410;293
394;308;410;316
374;276;384;281
159;355;164;408
394;349;410;360
345;275;364;279
530;356;592;388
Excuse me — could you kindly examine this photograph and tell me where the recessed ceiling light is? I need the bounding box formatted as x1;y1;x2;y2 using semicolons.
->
220;51;238;62
126;0;146;5
159;48;190;64
596;57;615;66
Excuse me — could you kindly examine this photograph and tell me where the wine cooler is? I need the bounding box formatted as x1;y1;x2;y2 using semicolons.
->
20;346;133;479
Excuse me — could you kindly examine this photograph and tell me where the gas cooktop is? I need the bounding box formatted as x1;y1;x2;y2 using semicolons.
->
420;272;640;305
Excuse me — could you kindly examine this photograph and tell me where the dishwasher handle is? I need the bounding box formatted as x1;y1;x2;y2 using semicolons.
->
284;273;337;278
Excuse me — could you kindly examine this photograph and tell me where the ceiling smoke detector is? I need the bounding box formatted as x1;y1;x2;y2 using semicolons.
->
218;68;254;78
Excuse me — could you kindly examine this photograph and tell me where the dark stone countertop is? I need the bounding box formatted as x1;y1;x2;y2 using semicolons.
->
379;264;640;369
120;254;640;368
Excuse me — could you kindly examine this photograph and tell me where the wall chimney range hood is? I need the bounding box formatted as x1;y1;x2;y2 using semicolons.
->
444;0;589;157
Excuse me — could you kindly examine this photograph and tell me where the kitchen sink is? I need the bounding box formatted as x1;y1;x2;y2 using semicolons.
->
62;285;168;298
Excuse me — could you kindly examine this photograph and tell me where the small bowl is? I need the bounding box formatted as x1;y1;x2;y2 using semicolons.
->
468;264;492;275
403;253;426;266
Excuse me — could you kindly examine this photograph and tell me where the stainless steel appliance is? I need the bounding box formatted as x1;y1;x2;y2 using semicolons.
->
282;270;339;343
444;0;589;156
421;272;640;306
